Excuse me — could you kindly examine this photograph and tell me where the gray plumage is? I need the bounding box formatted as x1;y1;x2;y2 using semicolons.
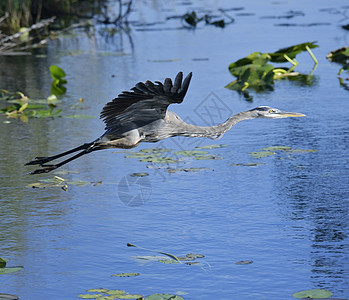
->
26;72;305;174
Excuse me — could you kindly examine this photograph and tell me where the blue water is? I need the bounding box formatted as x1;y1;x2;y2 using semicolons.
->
0;0;348;299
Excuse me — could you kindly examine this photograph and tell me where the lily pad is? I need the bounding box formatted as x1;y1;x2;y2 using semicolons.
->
158;259;180;264
292;289;333;299
140;157;178;164
165;167;209;173
125;153;162;159
194;155;222;160
0;267;23;275
140;148;172;153
173;150;208;156
186;253;205;259
117;295;143;299
287;149;317;153
78;294;103;299
130;173;149;177
104;290;126;295
87;289;111;293
249;151;276;158
235;260;253;265
259;146;292;151
111;273;140;277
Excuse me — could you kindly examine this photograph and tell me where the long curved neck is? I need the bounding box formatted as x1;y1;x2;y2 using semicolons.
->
173;110;256;139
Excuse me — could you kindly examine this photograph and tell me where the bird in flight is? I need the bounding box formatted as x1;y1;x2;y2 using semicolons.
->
26;72;305;174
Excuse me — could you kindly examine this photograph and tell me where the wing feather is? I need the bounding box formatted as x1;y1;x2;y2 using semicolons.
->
100;72;192;131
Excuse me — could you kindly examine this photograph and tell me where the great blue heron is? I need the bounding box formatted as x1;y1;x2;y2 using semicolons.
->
26;72;305;174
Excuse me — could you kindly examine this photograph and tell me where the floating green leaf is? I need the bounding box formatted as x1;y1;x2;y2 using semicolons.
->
130;173;149;177
78;294;103;299
0;258;6;268
158;259;180;264
127;243;181;263
249;151;275;158
186;253;205;259
173;150;208;157
140;148;172;153
111;273;140;277
104;290;126;295
194;155;222;160
140;157;178;164
87;289;111;293
117;295;143;299
287;149;317;153
0;266;24;275
166;167;209;173
235;260;253;265
292;289;333;299
259;146;292;151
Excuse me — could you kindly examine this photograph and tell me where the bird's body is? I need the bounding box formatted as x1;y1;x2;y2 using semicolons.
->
26;72;305;174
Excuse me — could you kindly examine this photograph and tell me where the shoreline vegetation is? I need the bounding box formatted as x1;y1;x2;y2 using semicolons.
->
0;0;132;55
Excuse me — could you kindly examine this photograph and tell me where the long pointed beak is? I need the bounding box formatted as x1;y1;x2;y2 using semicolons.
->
279;111;306;118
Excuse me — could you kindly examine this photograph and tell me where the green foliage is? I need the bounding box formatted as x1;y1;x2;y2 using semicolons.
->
327;47;349;74
50;65;67;95
268;42;319;63
0;257;23;275
0;257;7;268
292;288;333;298
79;288;182;300
226;42;319;97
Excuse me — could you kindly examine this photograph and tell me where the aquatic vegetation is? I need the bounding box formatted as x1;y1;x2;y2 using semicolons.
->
249;146;317;159
78;289;184;300
1;66;94;121
326;47;349;75
0;257;23;275
27;175;90;191
292;288;333;298
182;10;234;28
50;65;67;95
127;243;181;263
225;42;318;98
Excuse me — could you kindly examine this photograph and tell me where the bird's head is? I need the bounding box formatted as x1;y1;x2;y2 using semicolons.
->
249;106;306;119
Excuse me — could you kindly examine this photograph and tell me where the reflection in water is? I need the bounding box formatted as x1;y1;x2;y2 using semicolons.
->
272;131;348;294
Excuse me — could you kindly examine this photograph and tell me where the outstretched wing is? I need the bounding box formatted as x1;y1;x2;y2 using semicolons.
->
100;72;192;132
